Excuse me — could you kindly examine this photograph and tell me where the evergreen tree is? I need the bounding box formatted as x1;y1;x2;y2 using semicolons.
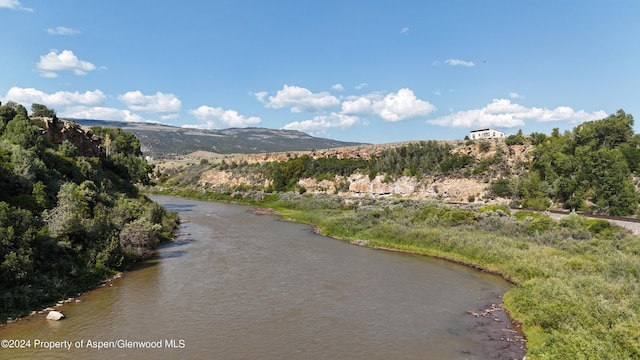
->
30;103;57;119
3;114;42;149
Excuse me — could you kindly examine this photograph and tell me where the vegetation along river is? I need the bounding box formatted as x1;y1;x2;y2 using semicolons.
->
0;196;522;359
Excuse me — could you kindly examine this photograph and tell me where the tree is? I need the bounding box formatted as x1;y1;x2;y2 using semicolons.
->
2;114;42;149
109;153;154;185
530;132;548;146
490;178;515;198
15;104;28;119
0;202;38;288
30;103;57;119
89;126;152;185
43;181;96;238
574;110;633;150
119;218;161;259
0;102;18;134
90;127;142;156
506;134;525;145
11;146;46;186
32;181;48;210
59;140;78;157
581;148;638;215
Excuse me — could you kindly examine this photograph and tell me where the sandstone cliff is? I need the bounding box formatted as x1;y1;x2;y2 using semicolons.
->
41;118;102;156
193;139;533;203
198;170;492;202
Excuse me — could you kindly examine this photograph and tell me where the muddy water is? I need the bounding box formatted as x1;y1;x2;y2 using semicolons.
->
0;196;513;359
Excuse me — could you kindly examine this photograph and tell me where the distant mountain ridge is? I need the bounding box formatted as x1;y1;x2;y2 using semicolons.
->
69;119;366;159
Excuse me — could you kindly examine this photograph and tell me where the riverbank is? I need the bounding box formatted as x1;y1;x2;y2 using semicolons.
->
343;244;527;358
249;205;527;359
1;220;182;327
0;272;123;327
196;190;639;359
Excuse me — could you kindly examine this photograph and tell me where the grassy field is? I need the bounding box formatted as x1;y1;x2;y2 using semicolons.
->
148;188;640;359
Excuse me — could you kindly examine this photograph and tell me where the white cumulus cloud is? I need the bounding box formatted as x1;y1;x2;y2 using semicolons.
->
257;85;340;113
372;88;436;121
118;90;181;114
5;87;106;107
1;87;158;122
331;83;344;91
37;50;96;77
427;99;608;128
63;106;146;122
189;105;261;129
256;85;434;132
444;59;475;67
46;26;81;35
283;113;362;133
0;0;32;11
341;96;373;115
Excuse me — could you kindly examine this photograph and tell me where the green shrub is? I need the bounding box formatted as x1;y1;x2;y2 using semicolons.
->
505;134;525;145
440;208;476;225
583;218;611;234
512;211;553;235
479;204;511;214
490;178;514;197
522;196;551;210
440;153;474;174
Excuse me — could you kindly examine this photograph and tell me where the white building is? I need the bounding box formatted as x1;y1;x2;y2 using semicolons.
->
469;128;505;140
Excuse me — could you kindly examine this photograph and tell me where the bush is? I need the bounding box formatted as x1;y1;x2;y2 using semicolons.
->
440;154;474;174
441;208;477;225
505;134;526;145
491;178;514;197
583;218;611;234
119;219;162;259
522;196;551;210
513;211;553;235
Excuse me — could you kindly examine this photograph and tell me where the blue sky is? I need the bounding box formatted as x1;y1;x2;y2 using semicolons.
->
1;1;639;144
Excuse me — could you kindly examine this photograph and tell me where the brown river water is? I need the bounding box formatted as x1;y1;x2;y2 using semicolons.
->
0;196;519;359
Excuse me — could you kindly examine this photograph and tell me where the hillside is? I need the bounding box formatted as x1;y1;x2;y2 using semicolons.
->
70;119;365;159
153;138;532;204
0;102;179;322
151;109;640;216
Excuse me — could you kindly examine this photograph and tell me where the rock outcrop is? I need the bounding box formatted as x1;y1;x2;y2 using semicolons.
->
199;170;269;188
190;139;531;203
41;118;102;157
200;170;491;202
